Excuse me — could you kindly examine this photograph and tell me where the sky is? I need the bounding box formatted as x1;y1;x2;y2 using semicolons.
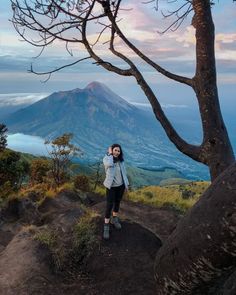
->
0;0;235;108
0;0;235;176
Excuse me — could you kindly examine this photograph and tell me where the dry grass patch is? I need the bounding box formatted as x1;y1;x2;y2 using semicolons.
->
126;181;210;213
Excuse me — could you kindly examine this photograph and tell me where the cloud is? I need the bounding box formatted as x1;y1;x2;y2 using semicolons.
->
216;33;236;44
118;3;160;32
0;0;235;97
162;104;189;109
0;93;48;106
175;26;196;47
130;102;188;109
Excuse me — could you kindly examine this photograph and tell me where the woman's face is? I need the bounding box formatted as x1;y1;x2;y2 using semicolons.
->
112;146;121;158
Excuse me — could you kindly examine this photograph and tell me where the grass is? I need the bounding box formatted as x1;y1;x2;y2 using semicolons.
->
91;181;210;213
17;182;76;205
33;208;99;274
72;209;99;263
93;185;106;196
34;227;57;249
126;181;210;213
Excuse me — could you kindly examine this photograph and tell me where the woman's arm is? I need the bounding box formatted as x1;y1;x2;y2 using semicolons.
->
103;154;114;168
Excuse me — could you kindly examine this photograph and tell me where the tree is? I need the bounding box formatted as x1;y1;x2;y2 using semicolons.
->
29;158;51;184
89;161;104;190
10;0;236;293
45;133;82;186
0;129;29;201
0;124;7;152
154;162;236;294
0;149;30;199
11;0;235;181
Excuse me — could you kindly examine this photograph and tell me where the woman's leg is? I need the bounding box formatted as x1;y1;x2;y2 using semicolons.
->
105;187;115;220
113;184;125;215
112;185;125;229
103;188;115;240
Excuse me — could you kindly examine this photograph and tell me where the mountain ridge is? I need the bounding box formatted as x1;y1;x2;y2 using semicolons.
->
3;81;209;180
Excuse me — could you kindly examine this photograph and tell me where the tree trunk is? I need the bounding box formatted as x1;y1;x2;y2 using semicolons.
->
154;161;236;294
193;0;234;180
197;87;235;180
218;267;236;295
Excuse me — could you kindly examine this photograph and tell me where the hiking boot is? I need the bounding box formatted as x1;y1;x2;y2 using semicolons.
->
111;216;122;230
103;224;110;240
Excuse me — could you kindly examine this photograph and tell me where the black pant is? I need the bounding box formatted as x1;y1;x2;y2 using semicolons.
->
105;184;125;219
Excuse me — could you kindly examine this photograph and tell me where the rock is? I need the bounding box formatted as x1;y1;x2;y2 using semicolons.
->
154;162;236;294
0;229;52;295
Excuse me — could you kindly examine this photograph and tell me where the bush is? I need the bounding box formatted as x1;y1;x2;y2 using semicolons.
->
34;209;98;275
34;228;57;249
72;210;98;263
73;174;90;192
181;189;196;199
0;181;13;206
0;149;29;203
34;227;63;270
45;133;82;187
30;158;51;184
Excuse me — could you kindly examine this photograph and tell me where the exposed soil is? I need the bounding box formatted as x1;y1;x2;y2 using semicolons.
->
0;191;180;295
92;198;180;241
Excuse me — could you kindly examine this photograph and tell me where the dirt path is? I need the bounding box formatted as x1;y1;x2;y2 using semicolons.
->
92;198;181;242
58;218;162;295
59;198;180;295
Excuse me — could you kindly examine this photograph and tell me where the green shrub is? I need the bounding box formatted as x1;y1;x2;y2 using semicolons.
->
72;210;98;263
0;148;29;192
30;158;51;184
34;228;63;271
34;209;98;274
181;190;196;199
34;228;57;249
0;181;13;206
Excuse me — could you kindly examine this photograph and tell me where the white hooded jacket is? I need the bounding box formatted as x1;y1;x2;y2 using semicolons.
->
103;154;129;189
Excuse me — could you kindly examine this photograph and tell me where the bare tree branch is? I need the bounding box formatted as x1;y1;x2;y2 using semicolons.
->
80;1;133;76
102;1;193;87
29;56;91;77
10;0;235;179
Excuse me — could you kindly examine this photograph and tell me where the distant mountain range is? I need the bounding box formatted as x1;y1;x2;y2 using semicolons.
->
3;81;209;179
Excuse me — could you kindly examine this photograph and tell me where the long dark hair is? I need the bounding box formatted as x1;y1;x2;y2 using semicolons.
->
111;143;124;162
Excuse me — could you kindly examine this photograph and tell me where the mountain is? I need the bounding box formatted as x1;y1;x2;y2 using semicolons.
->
3;81;209;179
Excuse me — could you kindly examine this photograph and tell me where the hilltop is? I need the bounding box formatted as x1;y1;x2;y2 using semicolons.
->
0;187;180;295
4;177;235;295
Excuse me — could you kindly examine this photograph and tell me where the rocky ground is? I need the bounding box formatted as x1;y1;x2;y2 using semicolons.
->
0;190;180;295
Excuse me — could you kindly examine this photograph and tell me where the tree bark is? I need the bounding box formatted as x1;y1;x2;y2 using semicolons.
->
154;161;236;294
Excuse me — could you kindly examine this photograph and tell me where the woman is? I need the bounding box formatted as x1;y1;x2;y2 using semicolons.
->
103;144;129;240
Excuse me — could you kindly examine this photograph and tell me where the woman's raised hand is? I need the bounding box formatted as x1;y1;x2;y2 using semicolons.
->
108;146;113;155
